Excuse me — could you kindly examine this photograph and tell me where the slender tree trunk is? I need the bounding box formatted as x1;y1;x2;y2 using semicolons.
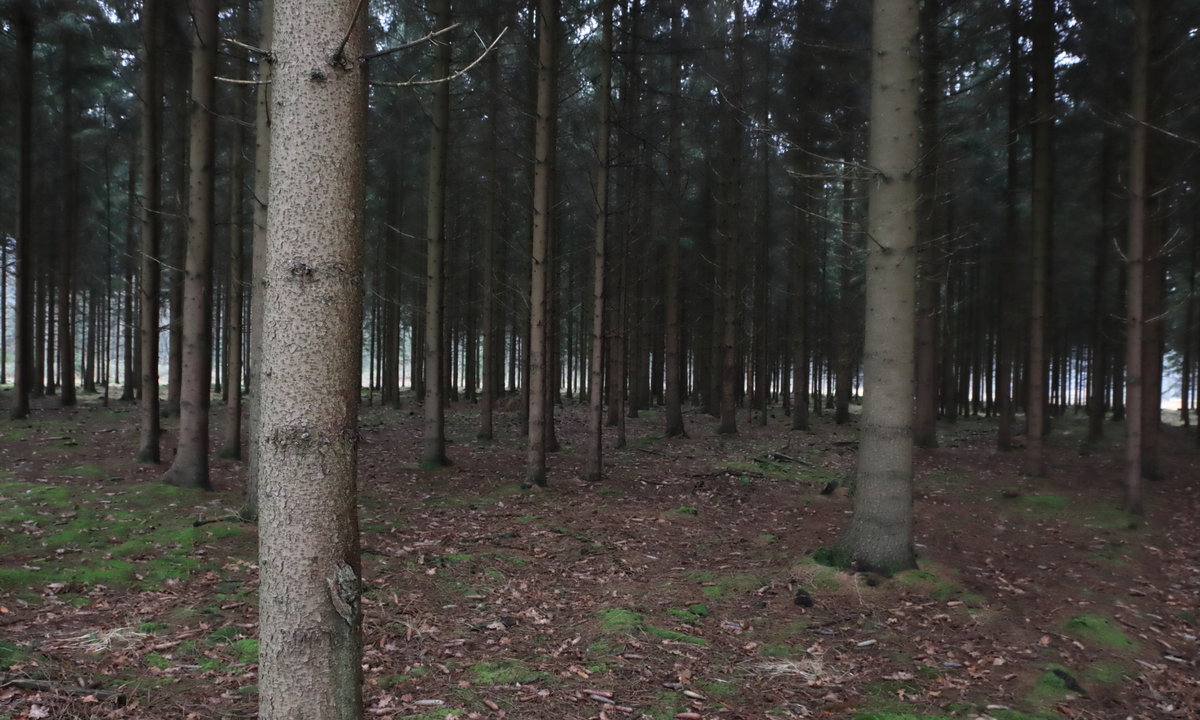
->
421;0;454;469
663;2;686;438
839;0;919;573
716;3;744;436
162;0;218;490
478;8;502;441
790;165;810;431
834;176;855;425
58;44;77;407
996;0;1021;451
221;0;250;460
257;0;366;712
11;6;35;421
1087;131;1113;442
1024;0;1054;476
913;0;941;447
525;0;558;488
1123;0;1151;515
244;0;273;520
584;0;613;483
137;0;164;461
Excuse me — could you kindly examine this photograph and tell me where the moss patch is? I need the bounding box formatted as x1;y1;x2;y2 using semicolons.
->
598;608;644;634
470;659;548;685
1064;614;1138;650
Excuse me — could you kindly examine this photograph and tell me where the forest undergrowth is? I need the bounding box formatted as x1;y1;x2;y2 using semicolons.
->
1;390;1197;720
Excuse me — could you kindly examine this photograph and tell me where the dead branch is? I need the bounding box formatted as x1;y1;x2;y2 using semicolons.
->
371;27;508;88
363;24;460;62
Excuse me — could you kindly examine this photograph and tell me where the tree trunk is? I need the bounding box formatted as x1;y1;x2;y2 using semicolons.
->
716;3;744;436
244;0;273;520
1024;0;1054;476
478;6;502;441
58;43;78;407
421;0;453;469
162;0;218;490
257;0;366;713
1087;130;1113;442
220;0;250;461
584;0;613;484
839;0;919;573
996;0;1021;451
663;1;686;439
1123;0;1151;514
137;0;164;461
11;6;35;421
525;0;558;488
913;0;941;448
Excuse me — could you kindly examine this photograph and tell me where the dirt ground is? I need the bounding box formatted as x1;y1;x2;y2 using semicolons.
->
1;391;1198;720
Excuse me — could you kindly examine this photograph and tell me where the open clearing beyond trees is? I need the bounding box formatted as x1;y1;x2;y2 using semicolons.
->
1;395;1197;720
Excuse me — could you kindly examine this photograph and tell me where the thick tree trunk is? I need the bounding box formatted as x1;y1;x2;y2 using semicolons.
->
257;0;366;714
839;0;919;573
162;0;218;491
584;0;613;484
913;0;941;448
421;0;453;469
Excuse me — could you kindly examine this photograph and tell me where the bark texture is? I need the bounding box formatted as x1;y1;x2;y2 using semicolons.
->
257;0;366;715
839;0;919;573
137;0;164;462
162;0;218;490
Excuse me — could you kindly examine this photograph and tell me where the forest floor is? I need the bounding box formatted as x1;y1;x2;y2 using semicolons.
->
1;390;1198;720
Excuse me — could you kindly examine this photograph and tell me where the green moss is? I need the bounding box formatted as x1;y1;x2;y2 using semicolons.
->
670;506;698;516
1028;666;1083;708
138;622;170;634
645;625;707;645
1022;494;1070;509
470;659;548;685
207;626;242;643
812;546;854;569
757;533;778;544
1084;660;1129;686
666;603;710;625
1064;615;1138;650
229;638;259;664
598;608;643;634
0;641;30;668
143;652;171;670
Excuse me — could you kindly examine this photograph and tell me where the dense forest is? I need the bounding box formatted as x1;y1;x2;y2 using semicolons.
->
2;0;1199;717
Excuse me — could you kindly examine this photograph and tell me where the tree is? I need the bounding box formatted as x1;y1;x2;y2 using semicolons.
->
662;0;686;439
1122;0;1151;515
137;0;165;463
421;0;453;469
525;0;558;488
11;3;36;421
256;0;367;714
839;0;919;573
162;0;217;490
584;0;613;484
1024;0;1055;477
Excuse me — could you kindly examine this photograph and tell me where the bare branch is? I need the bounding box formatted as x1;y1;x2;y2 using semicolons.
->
363;24;461;62
371;27;508;89
225;37;271;58
216;76;271;86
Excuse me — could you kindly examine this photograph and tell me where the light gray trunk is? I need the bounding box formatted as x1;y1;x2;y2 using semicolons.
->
839;0;920;573
257;0;366;714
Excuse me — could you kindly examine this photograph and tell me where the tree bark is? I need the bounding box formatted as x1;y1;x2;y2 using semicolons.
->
162;0;218;490
137;0;164;462
663;1;686;439
716;3;744;436
244;0;273;520
525;0;558;488
1123;0;1151;515
1024;0;1055;476
584;0;613;484
257;0;367;714
839;0;920;573
11;5;35;421
421;0;454;469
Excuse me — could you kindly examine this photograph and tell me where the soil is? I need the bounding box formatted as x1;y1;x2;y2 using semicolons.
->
1;391;1198;720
